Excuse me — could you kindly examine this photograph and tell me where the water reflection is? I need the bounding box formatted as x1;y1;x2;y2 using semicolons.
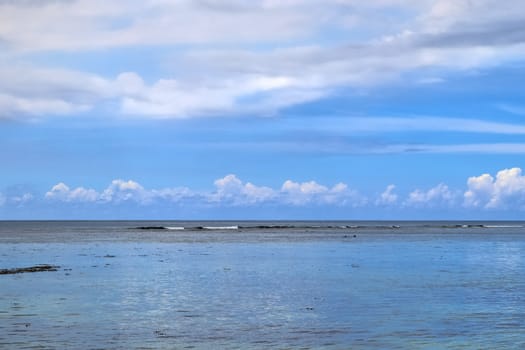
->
1;232;525;348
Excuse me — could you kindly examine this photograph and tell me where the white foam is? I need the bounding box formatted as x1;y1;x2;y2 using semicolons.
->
165;226;185;230
484;225;523;228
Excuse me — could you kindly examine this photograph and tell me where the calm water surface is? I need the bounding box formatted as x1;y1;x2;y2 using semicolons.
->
1;221;525;349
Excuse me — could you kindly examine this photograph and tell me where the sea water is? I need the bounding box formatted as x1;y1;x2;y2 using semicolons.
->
1;221;525;349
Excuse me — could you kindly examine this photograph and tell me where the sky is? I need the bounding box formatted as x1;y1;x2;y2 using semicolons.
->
1;0;525;219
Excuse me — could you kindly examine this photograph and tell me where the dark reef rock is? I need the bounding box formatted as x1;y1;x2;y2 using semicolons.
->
135;226;167;230
0;264;60;275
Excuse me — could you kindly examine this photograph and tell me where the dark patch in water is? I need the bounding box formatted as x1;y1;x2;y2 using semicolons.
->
0;265;59;275
135;226;167;230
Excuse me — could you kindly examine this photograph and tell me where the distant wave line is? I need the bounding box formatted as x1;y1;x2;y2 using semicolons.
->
133;224;523;231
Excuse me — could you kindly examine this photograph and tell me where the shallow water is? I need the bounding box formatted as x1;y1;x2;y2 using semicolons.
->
1;221;525;349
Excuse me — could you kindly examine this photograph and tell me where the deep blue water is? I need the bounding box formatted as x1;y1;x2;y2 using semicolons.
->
1;221;525;349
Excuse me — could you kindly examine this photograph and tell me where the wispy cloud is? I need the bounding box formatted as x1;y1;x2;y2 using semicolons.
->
419;143;525;154
498;103;525;116
376;185;398;206
0;1;427;52
306;117;525;135
206;141;525;156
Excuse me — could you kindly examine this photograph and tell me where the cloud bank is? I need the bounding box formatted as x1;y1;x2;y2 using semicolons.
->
44;175;364;207
0;168;507;213
1;0;525;119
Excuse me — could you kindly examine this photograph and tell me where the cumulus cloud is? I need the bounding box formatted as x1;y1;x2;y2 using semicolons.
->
280;180;363;206
43;175;364;207
45;179;192;205
45;182;99;202
100;179;148;203
405;183;458;208
211;174;277;204
209;175;364;206
34;168;525;212
464;167;525;209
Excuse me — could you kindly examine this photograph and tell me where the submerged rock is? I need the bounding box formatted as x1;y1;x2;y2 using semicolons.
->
135;226;167;230
0;264;60;275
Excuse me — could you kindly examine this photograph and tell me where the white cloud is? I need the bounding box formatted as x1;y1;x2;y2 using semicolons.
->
280;179;363;206
118;72;331;118
0;65;114;118
45;182;99;202
415;77;445;85
281;180;326;205
420;0;525;39
150;187;194;202
45;182;71;200
0;0;417;52
43;175;365;207
10;193;34;205
0;65;323;119
100;179;147;203
22;168;525;212
0;93;89;119
405;183;458;208
1;1;524;119
210;175;364;206
376;184;398;206
464;167;525;209
34;168;525;211
45;180;148;204
45;179;194;205
211;174;276;204
0;193;31;207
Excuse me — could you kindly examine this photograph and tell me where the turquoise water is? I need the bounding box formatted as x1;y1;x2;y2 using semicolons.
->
1;222;525;349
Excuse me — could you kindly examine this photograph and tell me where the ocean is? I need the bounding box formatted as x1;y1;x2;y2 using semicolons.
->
1;221;525;349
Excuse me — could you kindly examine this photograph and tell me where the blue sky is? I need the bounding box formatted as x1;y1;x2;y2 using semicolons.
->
1;0;525;219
